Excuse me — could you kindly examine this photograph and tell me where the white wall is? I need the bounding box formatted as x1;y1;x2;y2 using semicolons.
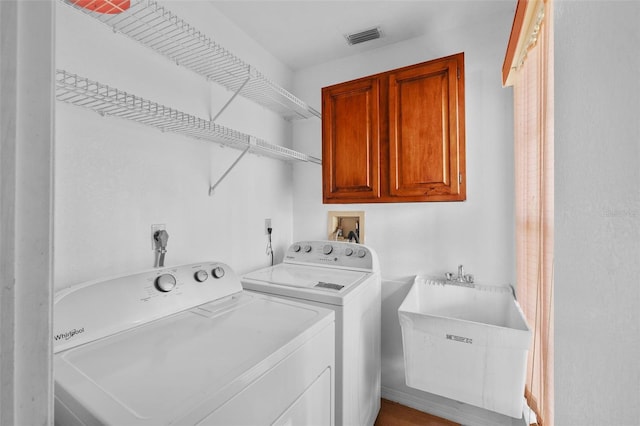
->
54;1;300;289
292;12;516;281
555;2;640;425
1;2;54;424
292;9;520;426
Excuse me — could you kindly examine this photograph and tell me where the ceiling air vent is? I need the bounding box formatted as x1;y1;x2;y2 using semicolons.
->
345;27;382;45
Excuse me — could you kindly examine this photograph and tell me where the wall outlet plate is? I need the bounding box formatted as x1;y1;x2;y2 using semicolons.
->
151;224;166;249
264;218;271;235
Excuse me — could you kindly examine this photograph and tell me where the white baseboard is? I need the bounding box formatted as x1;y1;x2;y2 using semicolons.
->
381;386;527;426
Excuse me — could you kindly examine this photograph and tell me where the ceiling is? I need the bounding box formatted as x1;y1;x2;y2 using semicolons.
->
209;1;517;71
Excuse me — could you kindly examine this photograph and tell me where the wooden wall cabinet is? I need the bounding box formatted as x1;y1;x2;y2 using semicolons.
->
322;53;466;203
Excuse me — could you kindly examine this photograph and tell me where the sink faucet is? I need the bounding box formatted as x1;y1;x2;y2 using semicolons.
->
445;264;474;285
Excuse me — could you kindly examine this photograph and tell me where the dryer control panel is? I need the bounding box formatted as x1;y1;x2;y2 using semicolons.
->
284;241;379;272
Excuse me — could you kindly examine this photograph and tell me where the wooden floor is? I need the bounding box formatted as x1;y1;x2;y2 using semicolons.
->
374;399;460;426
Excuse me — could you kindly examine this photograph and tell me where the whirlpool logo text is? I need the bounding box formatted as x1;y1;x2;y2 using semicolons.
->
54;327;85;341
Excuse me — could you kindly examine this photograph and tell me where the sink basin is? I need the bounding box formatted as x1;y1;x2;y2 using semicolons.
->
398;276;531;418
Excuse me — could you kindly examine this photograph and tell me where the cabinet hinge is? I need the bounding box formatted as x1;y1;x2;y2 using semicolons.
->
459;174;463;184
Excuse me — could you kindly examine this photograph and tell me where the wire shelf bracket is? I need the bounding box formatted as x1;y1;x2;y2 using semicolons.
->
209;145;251;196
211;75;251;122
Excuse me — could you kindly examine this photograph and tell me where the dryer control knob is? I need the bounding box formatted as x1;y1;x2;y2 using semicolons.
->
212;266;225;279
323;244;333;255
357;249;367;258
345;247;354;256
292;244;301;252
303;245;312;253
194;270;208;282
156;273;177;292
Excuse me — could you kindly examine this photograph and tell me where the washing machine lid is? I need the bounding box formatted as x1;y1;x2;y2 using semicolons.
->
54;292;334;426
242;263;373;305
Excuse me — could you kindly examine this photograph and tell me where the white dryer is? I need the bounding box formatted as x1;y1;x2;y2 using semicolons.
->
54;261;335;425
242;241;381;426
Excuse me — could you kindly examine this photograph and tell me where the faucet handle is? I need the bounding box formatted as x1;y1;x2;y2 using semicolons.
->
154;230;169;250
153;230;169;268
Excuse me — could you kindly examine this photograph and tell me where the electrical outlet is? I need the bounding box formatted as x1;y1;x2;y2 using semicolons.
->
264;218;272;235
151;224;166;249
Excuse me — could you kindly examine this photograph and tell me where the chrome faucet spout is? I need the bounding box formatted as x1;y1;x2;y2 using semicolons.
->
445;264;474;286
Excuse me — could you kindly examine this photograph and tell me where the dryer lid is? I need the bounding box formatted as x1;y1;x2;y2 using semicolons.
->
54;292;334;425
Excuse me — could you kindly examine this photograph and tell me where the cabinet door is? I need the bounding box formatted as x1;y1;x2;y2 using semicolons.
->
388;55;465;201
322;78;380;203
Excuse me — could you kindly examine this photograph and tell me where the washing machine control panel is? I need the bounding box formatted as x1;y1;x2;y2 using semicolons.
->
286;241;375;270
53;261;242;353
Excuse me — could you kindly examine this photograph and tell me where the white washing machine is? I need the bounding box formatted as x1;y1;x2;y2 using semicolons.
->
242;241;381;426
53;261;335;425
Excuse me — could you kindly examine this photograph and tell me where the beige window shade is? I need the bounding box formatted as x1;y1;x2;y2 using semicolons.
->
504;1;554;425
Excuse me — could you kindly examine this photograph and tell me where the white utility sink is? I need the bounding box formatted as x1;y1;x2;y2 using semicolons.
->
398;276;532;418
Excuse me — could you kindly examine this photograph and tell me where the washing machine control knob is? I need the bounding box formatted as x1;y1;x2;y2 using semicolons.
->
323;244;333;255
194;270;208;282
155;273;177;292
357;249;367;258
212;266;225;279
292;244;301;252
345;247;354;256
303;245;312;253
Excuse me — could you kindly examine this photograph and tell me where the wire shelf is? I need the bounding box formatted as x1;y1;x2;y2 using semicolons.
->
60;0;321;121
56;69;322;164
